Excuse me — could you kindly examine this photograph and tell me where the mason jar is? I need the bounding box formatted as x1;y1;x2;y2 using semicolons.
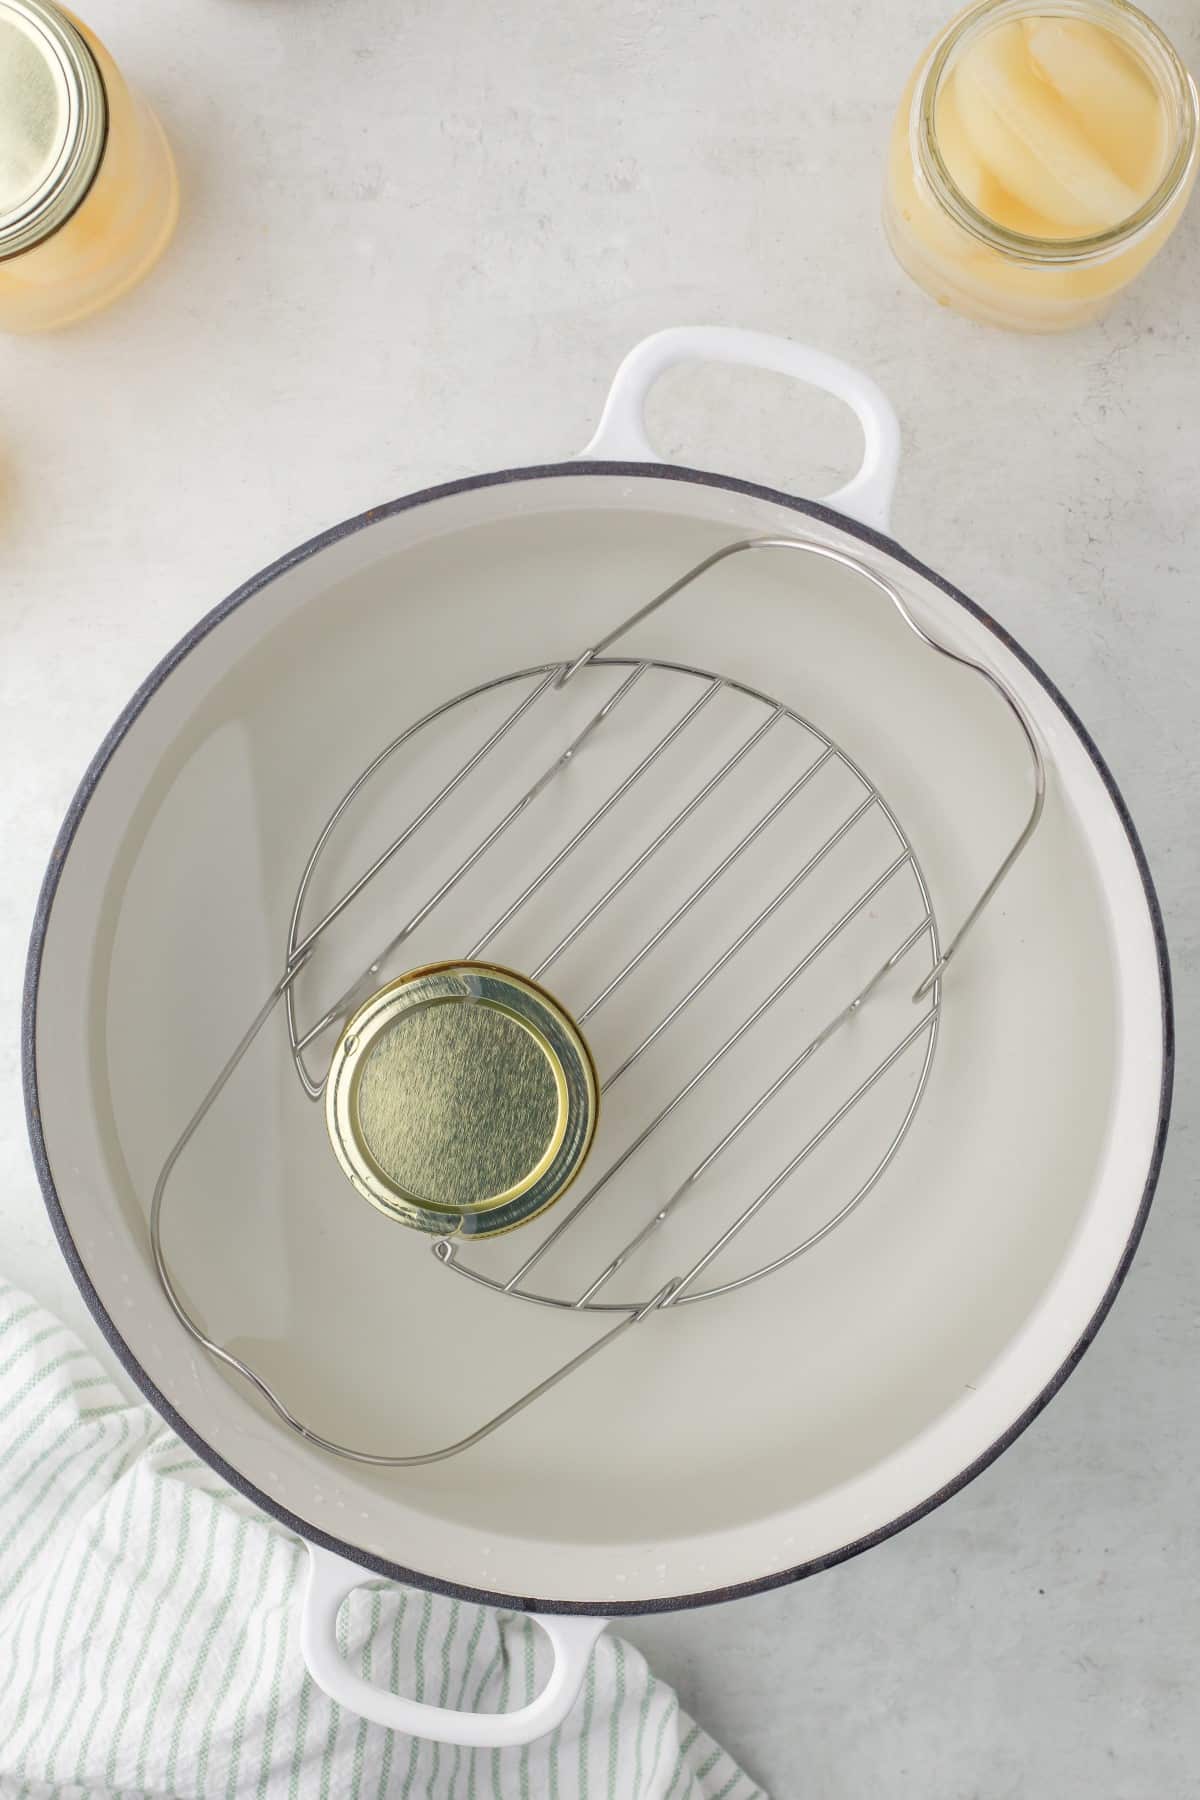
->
884;0;1199;330
0;0;178;331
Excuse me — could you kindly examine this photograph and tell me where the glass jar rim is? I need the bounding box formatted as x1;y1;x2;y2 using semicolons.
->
0;0;108;261
913;0;1199;264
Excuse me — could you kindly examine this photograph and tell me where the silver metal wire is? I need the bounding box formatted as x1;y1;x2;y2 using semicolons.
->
561;536;1045;1000
150;532;1044;1466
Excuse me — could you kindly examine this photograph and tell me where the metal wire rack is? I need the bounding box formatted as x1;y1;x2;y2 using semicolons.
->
151;535;1045;1466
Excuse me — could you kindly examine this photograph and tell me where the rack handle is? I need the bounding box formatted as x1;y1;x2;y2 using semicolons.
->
301;1544;608;1747
579;325;901;532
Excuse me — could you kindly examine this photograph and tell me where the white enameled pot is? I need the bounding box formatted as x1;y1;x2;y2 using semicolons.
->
24;328;1172;1747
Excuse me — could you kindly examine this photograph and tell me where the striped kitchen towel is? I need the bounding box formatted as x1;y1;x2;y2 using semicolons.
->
0;1281;764;1799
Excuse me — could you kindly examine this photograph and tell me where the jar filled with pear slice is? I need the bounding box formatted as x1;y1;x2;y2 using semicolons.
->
0;0;177;331
885;0;1199;330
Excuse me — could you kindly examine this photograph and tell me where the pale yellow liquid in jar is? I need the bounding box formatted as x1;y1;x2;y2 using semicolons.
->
886;9;1197;329
0;11;178;332
940;18;1166;235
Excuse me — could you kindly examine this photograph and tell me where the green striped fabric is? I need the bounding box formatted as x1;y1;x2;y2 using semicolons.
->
0;1284;766;1799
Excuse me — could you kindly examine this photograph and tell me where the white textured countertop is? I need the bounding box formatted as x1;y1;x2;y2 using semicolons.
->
3;1;1198;1791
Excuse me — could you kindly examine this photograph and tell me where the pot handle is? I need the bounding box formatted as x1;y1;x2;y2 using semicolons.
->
300;1543;608;1747
579;325;901;533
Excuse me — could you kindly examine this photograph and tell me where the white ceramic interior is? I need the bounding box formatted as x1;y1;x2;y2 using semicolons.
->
28;467;1167;1611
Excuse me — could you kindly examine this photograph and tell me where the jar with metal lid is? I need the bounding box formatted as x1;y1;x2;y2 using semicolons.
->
0;0;177;330
884;0;1199;330
325;963;600;1238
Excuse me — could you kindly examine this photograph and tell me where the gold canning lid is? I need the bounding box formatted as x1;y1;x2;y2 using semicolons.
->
325;962;599;1238
0;0;107;260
